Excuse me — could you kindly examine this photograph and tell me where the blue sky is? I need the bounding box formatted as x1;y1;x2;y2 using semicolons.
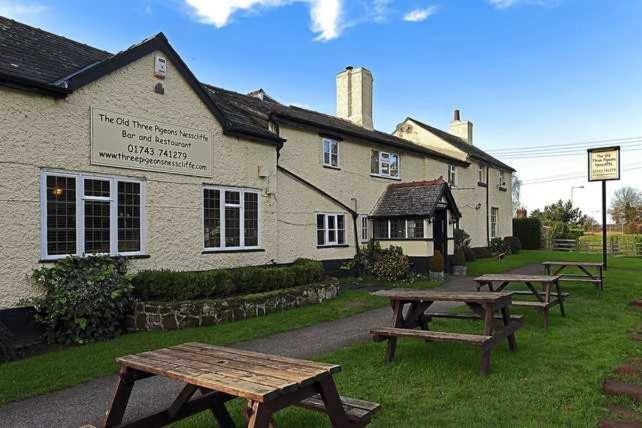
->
2;0;642;219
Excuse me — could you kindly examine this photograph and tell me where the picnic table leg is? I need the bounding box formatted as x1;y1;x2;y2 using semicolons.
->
317;376;351;428
103;367;136;428
543;308;549;330
599;266;604;291
480;347;491;376
198;388;236;428
246;401;273;428
555;279;566;317
500;307;517;352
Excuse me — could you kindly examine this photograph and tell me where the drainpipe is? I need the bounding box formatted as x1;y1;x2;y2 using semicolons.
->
486;165;490;248
350;198;360;257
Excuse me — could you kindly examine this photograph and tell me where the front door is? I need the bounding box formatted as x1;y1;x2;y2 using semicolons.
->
432;209;447;256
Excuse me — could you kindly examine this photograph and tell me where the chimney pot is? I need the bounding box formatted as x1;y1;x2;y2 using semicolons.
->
453;109;461;121
345;66;353;70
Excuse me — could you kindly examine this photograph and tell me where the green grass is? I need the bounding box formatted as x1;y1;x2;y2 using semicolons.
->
0;289;386;406
171;251;641;427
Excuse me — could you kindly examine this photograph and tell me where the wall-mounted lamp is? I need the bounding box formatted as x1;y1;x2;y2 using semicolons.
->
475;203;482;210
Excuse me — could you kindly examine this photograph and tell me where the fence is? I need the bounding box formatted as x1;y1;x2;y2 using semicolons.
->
544;238;642;257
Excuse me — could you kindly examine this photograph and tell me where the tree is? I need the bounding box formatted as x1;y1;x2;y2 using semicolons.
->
609;186;642;225
512;174;522;216
535;199;584;226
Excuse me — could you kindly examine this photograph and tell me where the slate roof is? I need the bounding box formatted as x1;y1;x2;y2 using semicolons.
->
407;117;515;172
0;16;110;84
370;178;461;218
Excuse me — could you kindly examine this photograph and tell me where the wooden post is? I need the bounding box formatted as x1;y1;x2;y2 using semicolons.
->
602;180;608;271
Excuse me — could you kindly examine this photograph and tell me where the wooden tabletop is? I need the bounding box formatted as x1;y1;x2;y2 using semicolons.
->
116;342;340;403
542;261;604;267
371;288;513;304
474;274;560;282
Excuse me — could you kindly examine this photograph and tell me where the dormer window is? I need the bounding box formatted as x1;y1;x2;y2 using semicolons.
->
322;138;339;168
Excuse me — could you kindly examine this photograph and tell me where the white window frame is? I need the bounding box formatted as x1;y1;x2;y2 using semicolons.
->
322;138;339;168
448;165;457;187
40;170;146;260
317;213;346;246
202;186;261;251
360;215;369;243
371;150;400;179
491;207;499;238
479;164;487;184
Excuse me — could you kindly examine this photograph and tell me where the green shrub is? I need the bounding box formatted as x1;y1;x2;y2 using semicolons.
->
503;236;522;254
29;256;133;345
454;247;466;266
471;247;492;259
370;246;411;282
430;250;445;272
131;259;324;301
513;218;542;250
454;229;471;251
490;238;508;254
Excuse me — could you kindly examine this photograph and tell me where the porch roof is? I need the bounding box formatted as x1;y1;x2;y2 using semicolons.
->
370;178;461;219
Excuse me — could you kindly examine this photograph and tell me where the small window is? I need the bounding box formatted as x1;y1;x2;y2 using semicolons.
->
491;207;499;238
374;219;389;239
360;216;369;242
371;150;400;179
41;172;144;259
322;139;339;167
479;164;487;184
203;187;260;250
499;170;506;187
448;165;457;187
390;218;405;239
317;213;346;246
407;218;424;239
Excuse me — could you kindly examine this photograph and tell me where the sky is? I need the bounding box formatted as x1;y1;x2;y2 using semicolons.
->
2;0;642;222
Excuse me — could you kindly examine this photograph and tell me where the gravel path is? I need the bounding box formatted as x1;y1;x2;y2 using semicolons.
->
0;263;541;427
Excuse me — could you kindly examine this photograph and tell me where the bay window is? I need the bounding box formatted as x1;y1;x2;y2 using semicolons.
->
41;172;144;260
371;150;399;179
203;186;260;251
317;213;345;246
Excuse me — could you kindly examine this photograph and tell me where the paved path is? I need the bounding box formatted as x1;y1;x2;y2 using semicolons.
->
0;263;541;427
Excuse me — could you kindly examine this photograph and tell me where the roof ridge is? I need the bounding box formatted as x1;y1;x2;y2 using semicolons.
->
389;177;446;188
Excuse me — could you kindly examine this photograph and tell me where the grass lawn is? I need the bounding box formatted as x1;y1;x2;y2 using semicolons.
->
171;251;642;427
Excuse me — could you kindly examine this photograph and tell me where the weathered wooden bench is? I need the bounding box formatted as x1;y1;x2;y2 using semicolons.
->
475;274;566;329
370;289;522;375
542;261;604;291
296;393;381;427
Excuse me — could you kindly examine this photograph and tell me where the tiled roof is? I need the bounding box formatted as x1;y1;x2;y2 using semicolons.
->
0;16;110;84
407;117;515;172
371;178;461;218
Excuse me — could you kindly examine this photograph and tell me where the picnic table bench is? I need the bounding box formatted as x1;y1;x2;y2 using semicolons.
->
475;274;566;329
542;261;604;291
370;289;522;376
102;342;380;428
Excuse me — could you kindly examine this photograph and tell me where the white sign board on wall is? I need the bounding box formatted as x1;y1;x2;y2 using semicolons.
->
587;146;620;182
91;107;212;177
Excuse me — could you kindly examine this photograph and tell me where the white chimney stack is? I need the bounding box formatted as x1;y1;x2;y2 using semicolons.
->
448;109;473;144
336;66;374;130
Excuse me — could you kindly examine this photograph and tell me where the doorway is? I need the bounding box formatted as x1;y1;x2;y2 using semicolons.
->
432;209;447;257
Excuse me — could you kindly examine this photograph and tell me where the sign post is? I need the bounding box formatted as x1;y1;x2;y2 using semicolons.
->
587;146;621;270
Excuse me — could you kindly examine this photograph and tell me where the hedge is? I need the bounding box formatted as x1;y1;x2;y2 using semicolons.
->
131;259;324;301
513;218;542;250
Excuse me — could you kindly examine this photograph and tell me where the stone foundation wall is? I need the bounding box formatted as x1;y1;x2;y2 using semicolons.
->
126;280;339;331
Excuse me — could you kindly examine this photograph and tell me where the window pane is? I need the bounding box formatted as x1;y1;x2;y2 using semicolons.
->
225;191;240;205
371;151;379;174
118;181;141;252
46;175;76;255
381;162;390;175
317;214;325;245
408;218;424;239
361;217;368;241
84;179;110;197
374;219;388;239
337;215;345;244
327;215;336;243
225;205;240;247
390;154;399;177
331;141;338;155
84;199;110;254
244;192;259;247
204;189;220;248
390;218;405;239
331;153;338;167
324;152;330;165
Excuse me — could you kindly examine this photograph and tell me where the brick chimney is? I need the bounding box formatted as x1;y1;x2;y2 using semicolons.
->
336;66;374;130
448;109;473;144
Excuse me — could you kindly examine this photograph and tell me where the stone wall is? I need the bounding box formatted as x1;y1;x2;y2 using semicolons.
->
126;280;339;331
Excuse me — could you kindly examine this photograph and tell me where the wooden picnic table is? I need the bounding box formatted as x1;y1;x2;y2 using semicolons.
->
102;342;380;428
370;289;522;376
542;261;604;291
474;274;566;329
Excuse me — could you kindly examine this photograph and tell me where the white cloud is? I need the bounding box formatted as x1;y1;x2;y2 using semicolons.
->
184;0;294;28
488;0;560;9
488;0;517;8
403;5;438;22
309;0;343;41
0;0;46;20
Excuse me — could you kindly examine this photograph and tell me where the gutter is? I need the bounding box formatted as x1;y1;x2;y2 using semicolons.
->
0;72;69;98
